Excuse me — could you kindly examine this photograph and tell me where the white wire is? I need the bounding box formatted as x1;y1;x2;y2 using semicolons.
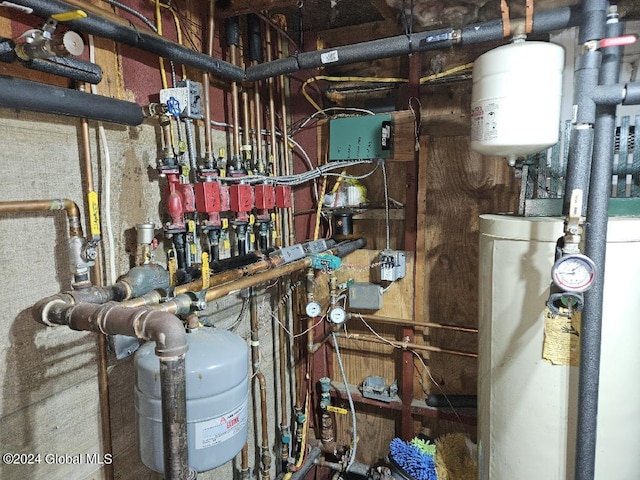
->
89;35;116;284
331;331;357;470
381;160;390;250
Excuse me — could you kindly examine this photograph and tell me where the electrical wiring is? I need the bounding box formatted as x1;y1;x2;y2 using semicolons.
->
105;0;157;31
88;35;117;284
331;332;357;471
154;0;169;89
382;160;390;250
290;107;375;137
218;159;374;186
301;64;474;111
355;314;463;424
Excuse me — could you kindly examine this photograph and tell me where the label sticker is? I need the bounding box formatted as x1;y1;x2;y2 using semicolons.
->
195;397;248;450
542;307;581;366
320;50;339;64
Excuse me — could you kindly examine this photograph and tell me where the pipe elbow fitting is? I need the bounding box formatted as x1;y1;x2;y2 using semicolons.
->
33;293;75;326
135;310;188;359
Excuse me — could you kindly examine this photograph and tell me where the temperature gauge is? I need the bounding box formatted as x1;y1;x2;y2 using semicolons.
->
551;254;596;293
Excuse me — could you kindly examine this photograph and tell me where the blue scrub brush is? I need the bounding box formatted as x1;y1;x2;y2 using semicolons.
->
389;437;438;480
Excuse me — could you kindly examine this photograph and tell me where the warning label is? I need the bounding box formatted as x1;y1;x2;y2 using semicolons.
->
470;101;500;141
195;397;248;450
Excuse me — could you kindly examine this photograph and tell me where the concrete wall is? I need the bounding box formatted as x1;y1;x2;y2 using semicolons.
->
0;109;287;479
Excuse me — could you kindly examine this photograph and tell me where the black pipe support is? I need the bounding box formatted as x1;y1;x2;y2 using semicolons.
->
0;75;143;125
20;56;103;84
13;0;245;82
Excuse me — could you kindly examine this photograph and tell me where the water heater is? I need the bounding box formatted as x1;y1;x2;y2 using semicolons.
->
478;215;640;480
135;327;249;473
471;41;565;162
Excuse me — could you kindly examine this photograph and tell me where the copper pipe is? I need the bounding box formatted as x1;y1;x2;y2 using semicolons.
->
205;256;313;303
276;32;295;246
0;199;83;238
265;25;283;248
240;443;250;478
277;281;288;432
78;97;114;480
202;0;215;160
230;44;241;157
252;61;264;162
354;313;478;334
332;332;478;358
255;372;272;480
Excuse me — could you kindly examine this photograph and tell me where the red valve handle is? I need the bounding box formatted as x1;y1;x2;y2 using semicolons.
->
600;34;638;49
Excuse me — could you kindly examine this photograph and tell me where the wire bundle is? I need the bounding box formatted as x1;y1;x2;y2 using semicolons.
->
389;437;437;480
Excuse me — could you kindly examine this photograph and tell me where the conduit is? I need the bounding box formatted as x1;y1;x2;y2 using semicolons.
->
0;75;143;125
12;0;245;82
33;301;190;480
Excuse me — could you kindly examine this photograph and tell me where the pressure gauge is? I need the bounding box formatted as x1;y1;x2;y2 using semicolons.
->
328;306;347;325
551;254;596;293
305;301;322;318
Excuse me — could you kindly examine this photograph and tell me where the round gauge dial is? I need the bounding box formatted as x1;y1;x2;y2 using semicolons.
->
305;301;322;318
328;306;347;324
551;254;596;293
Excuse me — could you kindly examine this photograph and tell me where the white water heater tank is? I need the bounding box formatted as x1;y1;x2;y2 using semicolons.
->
478;215;640;480
135;327;249;474
471;41;564;160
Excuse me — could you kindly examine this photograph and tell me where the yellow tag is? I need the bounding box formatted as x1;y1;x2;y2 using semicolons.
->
219;147;226;158
250;233;255;244
201;253;210;290
190;243;197;255
220;169;226;178
178;140;187;153
240;144;252;152
181;165;190;177
272;230;277;240
542;306;581;366
188;220;196;233
222;218;229;229
249;214;256;226
87;191;101;237
167;250;177;286
271;213;276;222
51;9;87;22
223;239;230;250
327;405;348;415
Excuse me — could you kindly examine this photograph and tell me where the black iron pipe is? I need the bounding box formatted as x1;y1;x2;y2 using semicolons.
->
578;7;623;480
0;75;143;125
21;56;103;84
12;0;245;82
160;357;189;480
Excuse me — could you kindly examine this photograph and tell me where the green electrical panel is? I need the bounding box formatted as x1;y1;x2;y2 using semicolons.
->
329;113;392;160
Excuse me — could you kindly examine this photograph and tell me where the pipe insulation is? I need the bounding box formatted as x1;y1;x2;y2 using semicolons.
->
246;5;581;82
0;75;143;125
11;0;245;82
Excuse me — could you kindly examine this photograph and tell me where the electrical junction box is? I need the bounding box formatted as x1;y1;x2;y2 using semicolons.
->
380;249;406;282
329;113;392;160
348;282;383;310
159;79;201;119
